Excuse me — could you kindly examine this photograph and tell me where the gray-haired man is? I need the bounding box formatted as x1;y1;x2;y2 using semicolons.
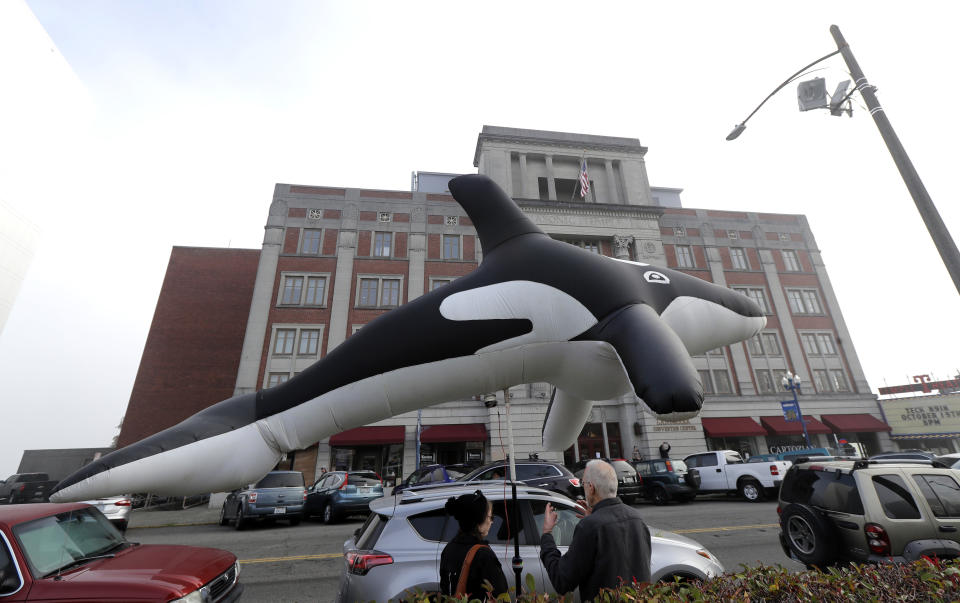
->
540;459;652;601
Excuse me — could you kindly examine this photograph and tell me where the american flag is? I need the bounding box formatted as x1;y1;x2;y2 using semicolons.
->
579;159;590;198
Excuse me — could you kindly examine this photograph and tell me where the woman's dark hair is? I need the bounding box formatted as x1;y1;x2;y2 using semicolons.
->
446;490;489;535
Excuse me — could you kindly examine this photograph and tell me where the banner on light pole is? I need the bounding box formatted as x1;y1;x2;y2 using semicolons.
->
781;400;801;423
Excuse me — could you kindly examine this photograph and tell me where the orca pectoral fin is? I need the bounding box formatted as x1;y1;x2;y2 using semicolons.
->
542;387;593;451
590;304;703;416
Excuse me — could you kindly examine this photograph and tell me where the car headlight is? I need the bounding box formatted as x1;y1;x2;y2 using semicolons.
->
170;590;203;603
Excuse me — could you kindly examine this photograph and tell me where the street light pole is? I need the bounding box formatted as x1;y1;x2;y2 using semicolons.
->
828;25;960;295
782;372;811;448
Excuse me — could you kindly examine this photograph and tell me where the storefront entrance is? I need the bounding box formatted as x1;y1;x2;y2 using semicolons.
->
564;422;623;466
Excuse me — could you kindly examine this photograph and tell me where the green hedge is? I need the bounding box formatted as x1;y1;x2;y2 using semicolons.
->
404;557;960;602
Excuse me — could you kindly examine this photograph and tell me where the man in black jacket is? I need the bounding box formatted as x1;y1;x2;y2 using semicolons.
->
540;459;652;601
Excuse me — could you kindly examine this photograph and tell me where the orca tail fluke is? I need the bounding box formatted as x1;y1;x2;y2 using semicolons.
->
51;392;275;502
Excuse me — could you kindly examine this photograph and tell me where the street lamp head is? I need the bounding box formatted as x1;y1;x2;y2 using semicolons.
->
726;123;746;141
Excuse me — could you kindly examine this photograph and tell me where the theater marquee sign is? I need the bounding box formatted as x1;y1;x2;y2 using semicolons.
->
880;394;960;437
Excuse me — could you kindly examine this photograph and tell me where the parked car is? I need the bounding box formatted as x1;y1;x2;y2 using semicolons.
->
80;495;132;532
392;464;474;495
337;482;724;601
304;470;384;524
778;458;960;568
571;458;641;504
459;458;582;500
0;474;58;504
632;458;699;504
684;450;789;502
0;502;242;601
220;470;306;529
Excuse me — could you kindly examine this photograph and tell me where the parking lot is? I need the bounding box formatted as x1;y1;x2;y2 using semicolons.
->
128;496;802;602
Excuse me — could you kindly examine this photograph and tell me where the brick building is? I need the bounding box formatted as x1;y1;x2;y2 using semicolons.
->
118;126;893;488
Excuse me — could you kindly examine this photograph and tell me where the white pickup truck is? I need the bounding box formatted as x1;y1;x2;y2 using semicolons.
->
683;450;789;502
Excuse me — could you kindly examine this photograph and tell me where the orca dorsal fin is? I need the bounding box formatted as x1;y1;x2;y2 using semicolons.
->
448;174;546;253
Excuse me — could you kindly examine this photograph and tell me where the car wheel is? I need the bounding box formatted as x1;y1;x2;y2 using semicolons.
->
322;503;336;524
651;486;669;506
234;504;247;531
219;504;229;526
739;479;764;502
780;503;839;568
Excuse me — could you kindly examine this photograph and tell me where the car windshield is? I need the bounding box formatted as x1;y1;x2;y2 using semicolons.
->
445;467;469;480
13;508;126;577
256;473;304;488
348;473;381;486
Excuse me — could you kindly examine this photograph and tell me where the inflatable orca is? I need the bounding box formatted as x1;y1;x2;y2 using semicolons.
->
51;174;765;501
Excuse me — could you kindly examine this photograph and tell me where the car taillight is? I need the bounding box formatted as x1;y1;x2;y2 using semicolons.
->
346;551;393;575
865;523;891;555
665;461;673;472
115;499;132;506
248;492;258;503
340;476;349;490
569;478;581;488
769;465;779;476
303;489;308;502
776;505;782;515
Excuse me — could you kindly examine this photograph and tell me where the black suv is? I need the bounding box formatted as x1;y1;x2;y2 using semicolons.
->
632;458;700;505
571;458;642;504
459;457;582;500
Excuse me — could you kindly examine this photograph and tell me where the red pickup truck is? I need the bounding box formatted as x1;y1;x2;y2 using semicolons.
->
0;502;242;601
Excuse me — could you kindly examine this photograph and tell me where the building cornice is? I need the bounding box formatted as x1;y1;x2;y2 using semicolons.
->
474;126;648;167
517;198;663;221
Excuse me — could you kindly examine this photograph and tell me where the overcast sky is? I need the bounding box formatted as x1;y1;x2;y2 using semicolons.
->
1;1;958;478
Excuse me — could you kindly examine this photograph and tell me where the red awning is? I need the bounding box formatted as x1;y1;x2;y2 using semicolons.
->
760;415;832;435
821;414;892;433
420;423;487;443
701;417;766;438
329;426;405;446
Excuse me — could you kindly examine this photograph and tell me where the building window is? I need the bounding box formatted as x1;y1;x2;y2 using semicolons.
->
357;276;403;307
730;248;748;270
564;239;600;254
732;286;771;314
430;278;454;291
783;250;801;272
274;329;296;355
676;245;694;268
444;216;459;226
747;335;764;356
278;273;328;307
817;334;837;355
698;370;714;395
801;333;820;355
712;370;733;394
786;288;823;314
301;229;322;255
298;329;320;356
373;232;392;257
756;370;776;394
832;370;851;392
813;369;832;393
267;372;290;388
673;226;687;237
442;235;461;260
377;212;392;223
762;333;782;356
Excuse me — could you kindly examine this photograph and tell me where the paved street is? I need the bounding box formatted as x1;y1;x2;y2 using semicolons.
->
128;496;803;602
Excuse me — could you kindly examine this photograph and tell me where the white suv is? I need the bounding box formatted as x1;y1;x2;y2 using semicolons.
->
337;482;724;601
778;459;960;568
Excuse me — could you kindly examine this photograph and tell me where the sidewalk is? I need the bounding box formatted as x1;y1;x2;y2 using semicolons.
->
127;504;221;529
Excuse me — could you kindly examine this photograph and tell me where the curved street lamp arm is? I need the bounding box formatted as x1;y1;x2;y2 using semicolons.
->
726;49;841;140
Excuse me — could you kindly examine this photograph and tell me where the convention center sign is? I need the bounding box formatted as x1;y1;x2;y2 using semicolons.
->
880;393;960;438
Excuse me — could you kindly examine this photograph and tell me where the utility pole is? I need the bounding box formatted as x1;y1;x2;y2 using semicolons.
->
830;25;960;295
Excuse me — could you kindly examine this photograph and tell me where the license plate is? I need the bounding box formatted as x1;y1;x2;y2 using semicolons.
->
358;487;371;494
274;507;286;514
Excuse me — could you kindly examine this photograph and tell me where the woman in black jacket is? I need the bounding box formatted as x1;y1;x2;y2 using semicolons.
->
439;490;508;599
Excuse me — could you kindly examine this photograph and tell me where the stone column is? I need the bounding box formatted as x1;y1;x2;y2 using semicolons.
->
706;247;757;396
545;155;557;201
519;153;529;198
326;197;359;352
233;215;285;396
407;201;428;301
604;159;618;204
